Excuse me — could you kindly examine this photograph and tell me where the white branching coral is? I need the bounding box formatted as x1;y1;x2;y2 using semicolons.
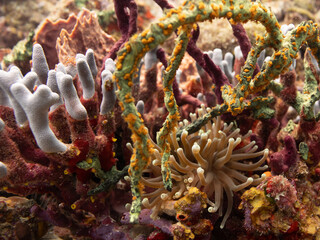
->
129;105;268;228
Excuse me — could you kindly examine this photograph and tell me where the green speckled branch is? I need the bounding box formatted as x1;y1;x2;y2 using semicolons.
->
266;50;320;121
156;25;192;191
112;0;320;222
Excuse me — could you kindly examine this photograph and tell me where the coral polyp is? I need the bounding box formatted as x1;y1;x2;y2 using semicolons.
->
135;105;268;228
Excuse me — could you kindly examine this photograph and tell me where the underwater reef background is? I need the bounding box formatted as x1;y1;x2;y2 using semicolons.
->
1;0;320;239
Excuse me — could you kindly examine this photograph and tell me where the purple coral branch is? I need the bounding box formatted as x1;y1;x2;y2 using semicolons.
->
107;0;138;60
250;117;280;151
156;48;168;68
156;48;201;107
186;28;205;68
269;135;298;174
153;1;229;103
231;23;251;60
231;23;260;75
186;28;230;104
203;53;230;103
153;0;174;9
127;0;138;37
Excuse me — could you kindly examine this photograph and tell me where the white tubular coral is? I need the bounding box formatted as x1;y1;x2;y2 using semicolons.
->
20;72;38;91
47;70;63;111
136;100;144;115
100;58;116;115
0;118;4;131
0;66;28;126
85;49;98;78
104;58;116;73
10;83;67;153
56;72;87;120
76;53;95;100
138;105;268;228
0;86;11;107
0;161;7;179
144;48;158;71
32;44;49;84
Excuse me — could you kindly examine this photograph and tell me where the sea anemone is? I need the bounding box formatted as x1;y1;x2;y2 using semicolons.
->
127;105;269;228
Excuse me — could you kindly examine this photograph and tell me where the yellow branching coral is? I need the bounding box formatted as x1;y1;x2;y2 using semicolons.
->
131;105;268;228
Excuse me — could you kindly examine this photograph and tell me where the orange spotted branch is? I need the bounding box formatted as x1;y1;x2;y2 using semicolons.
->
156;25;193;192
